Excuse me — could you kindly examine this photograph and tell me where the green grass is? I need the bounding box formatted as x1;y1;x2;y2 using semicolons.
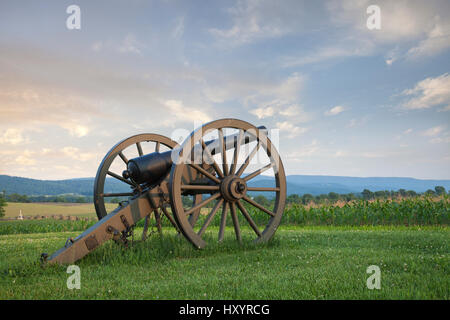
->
1;197;448;299
0;225;448;299
0;220;96;235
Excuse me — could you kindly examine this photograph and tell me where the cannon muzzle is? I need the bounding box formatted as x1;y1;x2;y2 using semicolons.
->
124;126;267;185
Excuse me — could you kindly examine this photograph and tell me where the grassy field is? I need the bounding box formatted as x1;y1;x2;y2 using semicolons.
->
1;197;448;299
3;202;117;218
0;225;448;299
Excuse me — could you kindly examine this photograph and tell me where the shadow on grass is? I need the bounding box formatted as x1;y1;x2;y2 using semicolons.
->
2;228;281;278
79;230;281;267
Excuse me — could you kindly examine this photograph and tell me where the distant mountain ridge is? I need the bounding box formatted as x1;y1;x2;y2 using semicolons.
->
1;174;449;197
252;175;450;195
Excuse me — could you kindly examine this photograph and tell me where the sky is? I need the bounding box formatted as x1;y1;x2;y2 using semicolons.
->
0;0;449;180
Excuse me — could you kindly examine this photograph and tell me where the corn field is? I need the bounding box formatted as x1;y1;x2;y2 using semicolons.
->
280;196;449;226
0;196;448;236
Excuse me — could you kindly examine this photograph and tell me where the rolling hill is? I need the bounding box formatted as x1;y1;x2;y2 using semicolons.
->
1;174;449;197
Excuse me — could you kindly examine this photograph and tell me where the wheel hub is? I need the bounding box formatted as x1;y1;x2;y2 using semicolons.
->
220;175;247;202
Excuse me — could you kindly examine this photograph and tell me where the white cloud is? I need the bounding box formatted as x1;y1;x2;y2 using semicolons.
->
385;47;401;65
204;72;304;106
209;0;302;46
62;147;95;161
281;1;450;66
325;105;346;116
282;42;375;67
279;104;300;117
0;128;26;145
402;73;450;110
246;73;307;120
422;126;445;137
327;0;448;42
15;150;36;165
61;124;89;138
249;106;275;119
272;73;304;100
0;86;101;139
163;100;212;125
249;101;308;121
404;128;413;134
118;34;142;55
430;136;450;144
285;140;319;161
201;71;308;124
407;21;450;58
333;150;348;158
275;121;308;139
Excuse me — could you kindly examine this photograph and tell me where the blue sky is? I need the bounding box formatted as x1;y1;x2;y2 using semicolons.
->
0;0;449;180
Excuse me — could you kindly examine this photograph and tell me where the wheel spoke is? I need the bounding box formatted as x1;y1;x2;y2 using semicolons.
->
236;200;261;237
236;141;260;177
244;162;274;181
184;193;221;216
246;187;280;192
181;185;220;191
230;202;242;243
218;201;228;242
201;138;224;178
188;163;221;184
188;194;202;227
136;142;143;156
118;151;128;164
230;129;244;175
107;170;136;187
242;195;275;217
100;192;134;197
160;205;181;232
155;209;163;233
142;215;150;240
218;128;229;176
198;198;224;236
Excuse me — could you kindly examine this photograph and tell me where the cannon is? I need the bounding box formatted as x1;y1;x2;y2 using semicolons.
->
43;119;286;264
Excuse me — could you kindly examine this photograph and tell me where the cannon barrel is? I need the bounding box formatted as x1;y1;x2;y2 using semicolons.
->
125;126;267;184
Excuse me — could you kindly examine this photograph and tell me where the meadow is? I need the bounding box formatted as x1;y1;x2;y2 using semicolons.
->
0;197;448;300
3;202;116;218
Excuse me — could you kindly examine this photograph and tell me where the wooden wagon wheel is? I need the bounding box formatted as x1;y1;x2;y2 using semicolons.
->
93;134;181;239
169;118;287;248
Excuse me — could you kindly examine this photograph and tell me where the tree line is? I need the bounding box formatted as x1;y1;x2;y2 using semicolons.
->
0;192;6;218
273;186;448;207
0;186;448;218
1;193;93;204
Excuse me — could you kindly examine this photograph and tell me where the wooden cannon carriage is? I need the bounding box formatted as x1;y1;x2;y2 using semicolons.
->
42;119;286;264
